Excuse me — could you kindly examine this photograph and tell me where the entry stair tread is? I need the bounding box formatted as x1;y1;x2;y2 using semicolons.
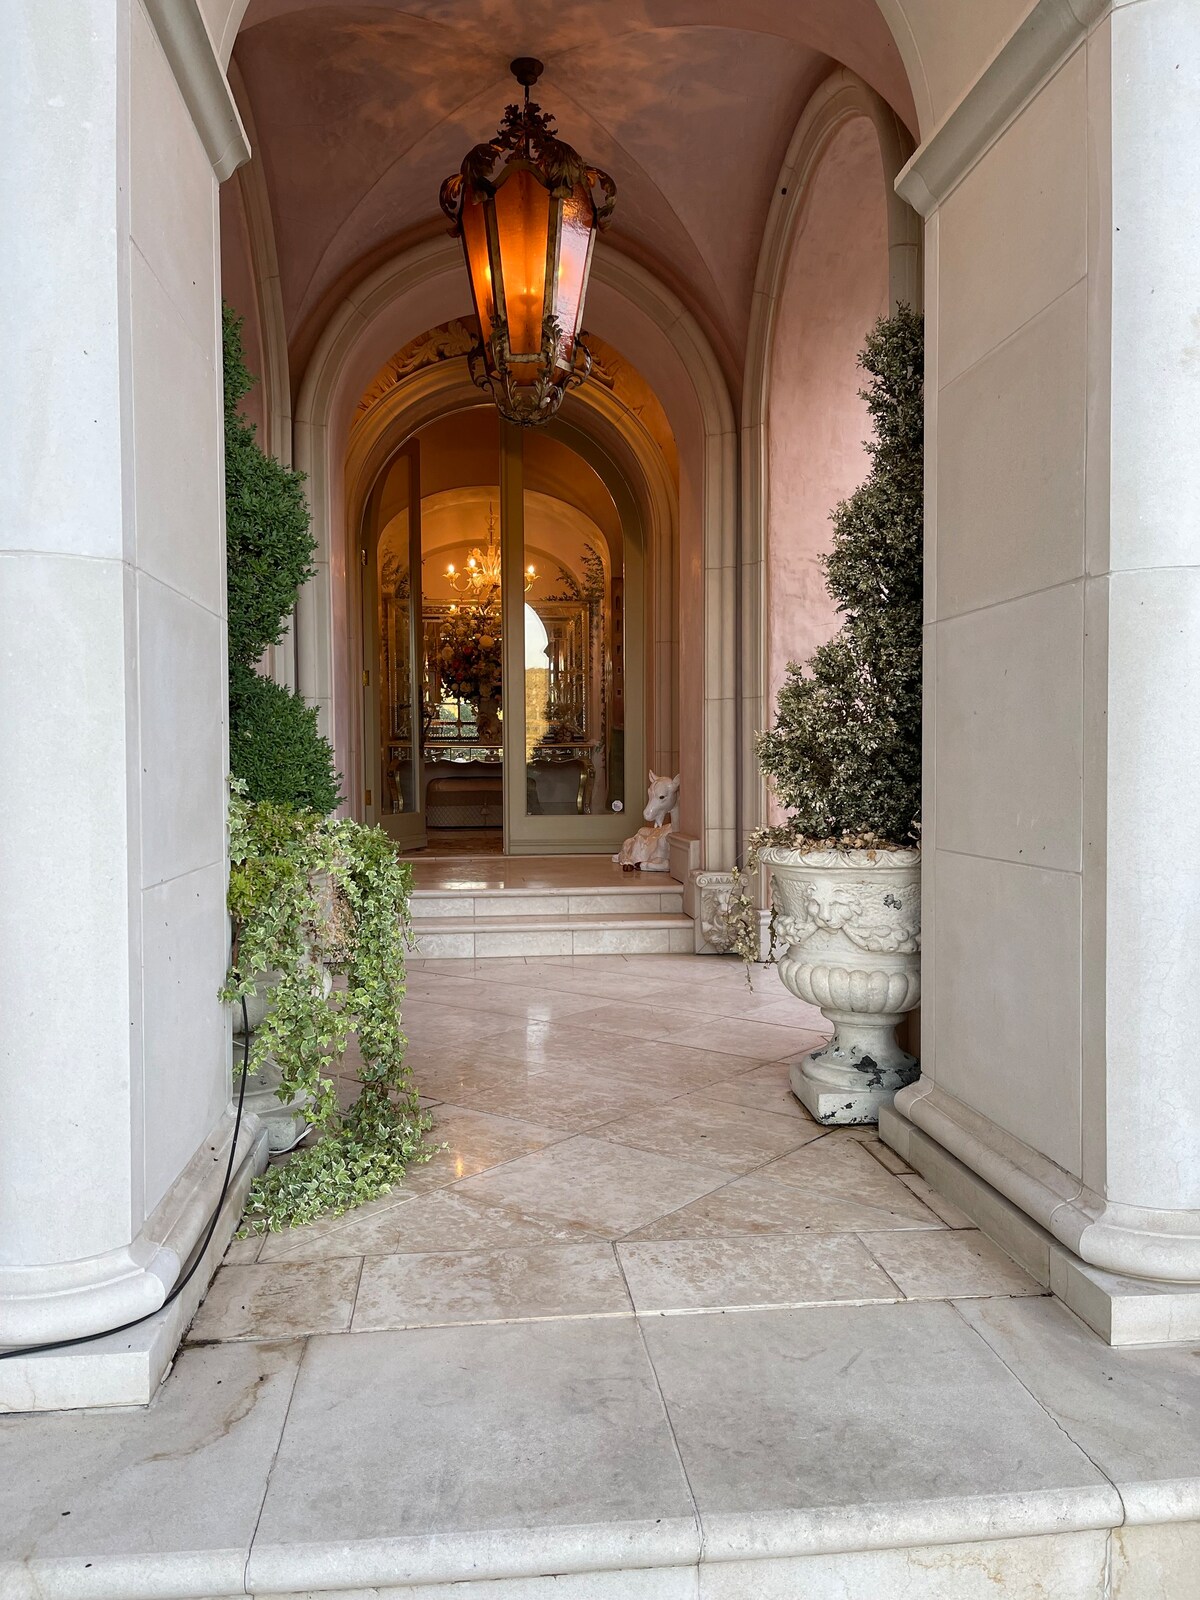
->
411;911;692;932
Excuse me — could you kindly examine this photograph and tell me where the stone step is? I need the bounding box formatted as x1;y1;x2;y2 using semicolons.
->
412;886;685;918
411;910;695;958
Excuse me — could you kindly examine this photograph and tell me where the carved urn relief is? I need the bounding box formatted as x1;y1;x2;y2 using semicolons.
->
760;846;921;1126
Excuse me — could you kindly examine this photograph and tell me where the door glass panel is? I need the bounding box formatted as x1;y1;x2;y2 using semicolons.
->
493;169;550;360
376;452;418;819
521;432;624;818
417;408;504;843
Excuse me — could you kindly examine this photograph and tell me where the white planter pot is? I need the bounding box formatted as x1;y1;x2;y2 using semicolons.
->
231;962;331;1154
761;845;921;1126
234;1054;311;1154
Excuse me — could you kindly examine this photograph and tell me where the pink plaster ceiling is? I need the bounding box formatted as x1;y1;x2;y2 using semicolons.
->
234;0;914;370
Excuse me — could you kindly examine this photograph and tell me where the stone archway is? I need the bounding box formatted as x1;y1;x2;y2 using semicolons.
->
291;238;737;865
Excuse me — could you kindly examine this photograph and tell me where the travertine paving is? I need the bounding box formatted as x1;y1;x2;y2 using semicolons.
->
193;953;1043;1338
5;956;1199;1600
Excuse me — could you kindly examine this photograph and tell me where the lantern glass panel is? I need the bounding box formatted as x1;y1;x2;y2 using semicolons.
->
552;183;593;368
493;167;551;359
461;194;494;351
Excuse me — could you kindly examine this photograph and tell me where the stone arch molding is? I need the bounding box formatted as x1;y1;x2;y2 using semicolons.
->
739;68;920;842
292;235;736;862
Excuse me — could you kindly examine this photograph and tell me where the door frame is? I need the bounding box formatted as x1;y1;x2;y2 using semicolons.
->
360;440;426;850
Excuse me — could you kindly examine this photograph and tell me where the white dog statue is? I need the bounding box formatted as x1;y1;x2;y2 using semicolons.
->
613;771;680;872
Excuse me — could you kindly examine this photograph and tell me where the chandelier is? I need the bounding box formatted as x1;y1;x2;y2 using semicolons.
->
439;58;616;427
445;504;535;599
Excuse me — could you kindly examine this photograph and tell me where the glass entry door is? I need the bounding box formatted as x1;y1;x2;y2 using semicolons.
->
501;420;642;853
364;411;643;854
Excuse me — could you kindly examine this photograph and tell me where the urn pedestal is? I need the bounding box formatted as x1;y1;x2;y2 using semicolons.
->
761;846;921;1126
230;964;321;1155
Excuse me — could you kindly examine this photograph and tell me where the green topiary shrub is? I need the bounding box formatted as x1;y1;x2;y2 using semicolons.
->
223;306;341;811
754;306;923;848
228;663;342;817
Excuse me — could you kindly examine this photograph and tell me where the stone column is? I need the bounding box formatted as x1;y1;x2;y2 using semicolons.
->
0;0;256;1406
882;0;1200;1342
1071;0;1200;1283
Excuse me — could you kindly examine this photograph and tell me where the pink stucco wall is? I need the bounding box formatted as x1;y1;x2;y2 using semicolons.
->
765;116;888;814
218;179;267;440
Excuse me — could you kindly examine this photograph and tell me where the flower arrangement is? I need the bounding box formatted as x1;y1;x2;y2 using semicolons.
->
438;604;503;709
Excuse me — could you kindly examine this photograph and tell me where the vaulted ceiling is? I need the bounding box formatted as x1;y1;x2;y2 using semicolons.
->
234;0;914;371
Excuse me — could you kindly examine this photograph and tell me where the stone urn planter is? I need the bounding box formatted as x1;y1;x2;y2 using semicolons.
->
761;845;921;1126
230;963;328;1155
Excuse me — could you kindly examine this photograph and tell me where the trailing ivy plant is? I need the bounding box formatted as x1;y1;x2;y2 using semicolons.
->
222;783;432;1231
223;306;341;812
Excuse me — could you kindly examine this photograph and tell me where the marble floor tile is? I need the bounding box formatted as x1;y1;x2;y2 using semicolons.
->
257;1187;416;1263
187;1259;362;1341
760;1135;946;1222
562;1001;711;1042
222;1232;263;1264
711;992;829;1030
662;1015;826;1062
453;1135;730;1238
620;1160;943;1242
407;1057;521;1104
486;1019;646;1073
596;1099;825;1176
705;1061;819;1121
897;1173;977;1228
0;1340;300;1594
641;1302;1117;1560
858;1229;1046;1299
410;977;601;1023
465;1070;683;1133
352;1242;631;1330
857;1135;913;1175
617;1234;900;1314
259;1186;599;1261
249;1319;699;1590
956;1294;1200;1522
400;1104;570;1193
602;1044;776;1093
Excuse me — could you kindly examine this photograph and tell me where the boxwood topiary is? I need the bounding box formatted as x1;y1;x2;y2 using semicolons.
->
223;306;341;812
754;306;923;848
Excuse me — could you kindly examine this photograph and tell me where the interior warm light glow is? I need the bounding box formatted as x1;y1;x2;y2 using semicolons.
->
439;58;614;424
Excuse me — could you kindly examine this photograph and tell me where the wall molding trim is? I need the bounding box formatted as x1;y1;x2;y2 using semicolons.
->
896;0;1111;215
895;1080;1200;1283
142;0;249;180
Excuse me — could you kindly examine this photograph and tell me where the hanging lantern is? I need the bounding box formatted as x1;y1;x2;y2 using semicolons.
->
440;57;615;427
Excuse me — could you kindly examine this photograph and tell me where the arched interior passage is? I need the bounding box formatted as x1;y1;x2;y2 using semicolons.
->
356;394;662;855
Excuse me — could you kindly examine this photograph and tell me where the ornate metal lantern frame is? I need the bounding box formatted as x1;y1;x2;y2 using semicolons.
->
440;58;616;427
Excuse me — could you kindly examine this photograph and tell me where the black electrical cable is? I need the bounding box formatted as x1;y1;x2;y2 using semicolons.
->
0;997;253;1363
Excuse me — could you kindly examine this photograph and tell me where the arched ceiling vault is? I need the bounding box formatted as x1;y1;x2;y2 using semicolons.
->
232;0;916;381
